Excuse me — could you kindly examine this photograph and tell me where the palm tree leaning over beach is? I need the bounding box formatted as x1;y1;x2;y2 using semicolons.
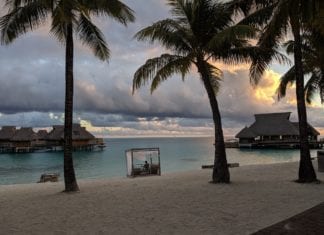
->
277;30;324;105
133;0;273;183
0;0;135;192
230;0;318;182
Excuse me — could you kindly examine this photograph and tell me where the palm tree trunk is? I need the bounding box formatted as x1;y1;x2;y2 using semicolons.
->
197;60;230;183
64;22;79;192
290;15;317;183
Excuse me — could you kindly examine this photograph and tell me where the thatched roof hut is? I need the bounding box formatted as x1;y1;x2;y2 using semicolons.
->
46;124;95;141
291;122;320;137
0;126;17;140
36;130;48;140
236;112;319;139
11;128;37;141
235;126;257;139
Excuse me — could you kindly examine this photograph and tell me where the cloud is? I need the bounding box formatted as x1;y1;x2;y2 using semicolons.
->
0;0;323;137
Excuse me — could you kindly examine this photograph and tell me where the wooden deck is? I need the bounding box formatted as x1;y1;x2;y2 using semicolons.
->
238;140;324;149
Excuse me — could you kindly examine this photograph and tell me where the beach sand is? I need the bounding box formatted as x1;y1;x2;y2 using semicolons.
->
0;161;323;234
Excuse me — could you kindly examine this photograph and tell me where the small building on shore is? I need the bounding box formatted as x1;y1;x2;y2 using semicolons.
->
235;112;321;148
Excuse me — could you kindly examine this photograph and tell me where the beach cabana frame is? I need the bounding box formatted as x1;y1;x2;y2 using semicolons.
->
125;148;161;177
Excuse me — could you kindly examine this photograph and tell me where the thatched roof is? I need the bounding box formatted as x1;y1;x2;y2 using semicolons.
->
235;112;319;138
236;126;257;138
46;125;64;140
11;128;37;141
291;122;320;136
250;112;299;136
0;126;17;140
37;130;48;139
46;124;95;141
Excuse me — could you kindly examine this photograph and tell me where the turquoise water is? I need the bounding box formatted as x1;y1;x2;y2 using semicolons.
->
0;137;319;185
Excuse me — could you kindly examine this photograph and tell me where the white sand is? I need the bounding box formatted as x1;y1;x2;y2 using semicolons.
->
1;161;324;235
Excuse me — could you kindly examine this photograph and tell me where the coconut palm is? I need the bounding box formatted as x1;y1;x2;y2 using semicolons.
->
0;0;135;191
132;0;274;183
229;0;318;182
278;30;324;104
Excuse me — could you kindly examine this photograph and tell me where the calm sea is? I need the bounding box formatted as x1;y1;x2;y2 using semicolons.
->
0;137;319;185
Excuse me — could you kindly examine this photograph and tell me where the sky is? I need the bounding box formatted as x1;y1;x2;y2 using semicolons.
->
0;0;323;138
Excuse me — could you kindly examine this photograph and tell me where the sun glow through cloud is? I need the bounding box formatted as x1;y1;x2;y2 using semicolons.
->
254;70;281;104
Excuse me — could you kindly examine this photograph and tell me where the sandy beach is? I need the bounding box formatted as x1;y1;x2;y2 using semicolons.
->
0;161;323;234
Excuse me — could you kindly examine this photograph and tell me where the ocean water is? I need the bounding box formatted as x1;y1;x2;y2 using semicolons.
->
0;137;319;185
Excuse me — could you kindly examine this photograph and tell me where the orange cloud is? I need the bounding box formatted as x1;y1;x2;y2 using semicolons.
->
253;70;281;104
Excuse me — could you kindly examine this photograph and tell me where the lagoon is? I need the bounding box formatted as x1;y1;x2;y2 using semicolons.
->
0;137;319;185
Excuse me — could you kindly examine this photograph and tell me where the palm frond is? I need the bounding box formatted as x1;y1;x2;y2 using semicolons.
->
207;24;258;51
133;54;192;94
134;19;192;54
0;0;49;44
150;55;192;93
206;62;222;95
304;74;320;104
77;13;109;61
217;46;256;65
50;0;79;43
167;0;188;24
237;3;275;28
84;0;135;25
277;66;296;100
320;74;324;104
258;0;290;49
249;47;290;85
304;69;324;104
225;0;255;16
215;45;289;85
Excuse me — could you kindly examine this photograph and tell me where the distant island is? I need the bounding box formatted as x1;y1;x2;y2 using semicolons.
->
0;124;105;153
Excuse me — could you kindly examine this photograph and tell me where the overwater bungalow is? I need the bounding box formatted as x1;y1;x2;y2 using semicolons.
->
0;126;17;152
11;127;37;153
235;112;322;149
33;130;49;149
0;124;105;153
46;124;100;151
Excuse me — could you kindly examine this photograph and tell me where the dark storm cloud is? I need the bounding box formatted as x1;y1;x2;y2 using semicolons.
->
0;0;185;118
73;70;211;118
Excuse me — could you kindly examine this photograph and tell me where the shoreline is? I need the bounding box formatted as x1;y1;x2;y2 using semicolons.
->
0;159;316;187
1;161;323;234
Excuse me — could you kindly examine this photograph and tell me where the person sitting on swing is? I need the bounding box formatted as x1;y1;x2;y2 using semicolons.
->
143;161;149;172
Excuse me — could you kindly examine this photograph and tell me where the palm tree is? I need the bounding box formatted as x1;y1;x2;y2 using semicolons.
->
132;0;270;183
230;0;318;182
278;30;324;104
0;0;135;191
